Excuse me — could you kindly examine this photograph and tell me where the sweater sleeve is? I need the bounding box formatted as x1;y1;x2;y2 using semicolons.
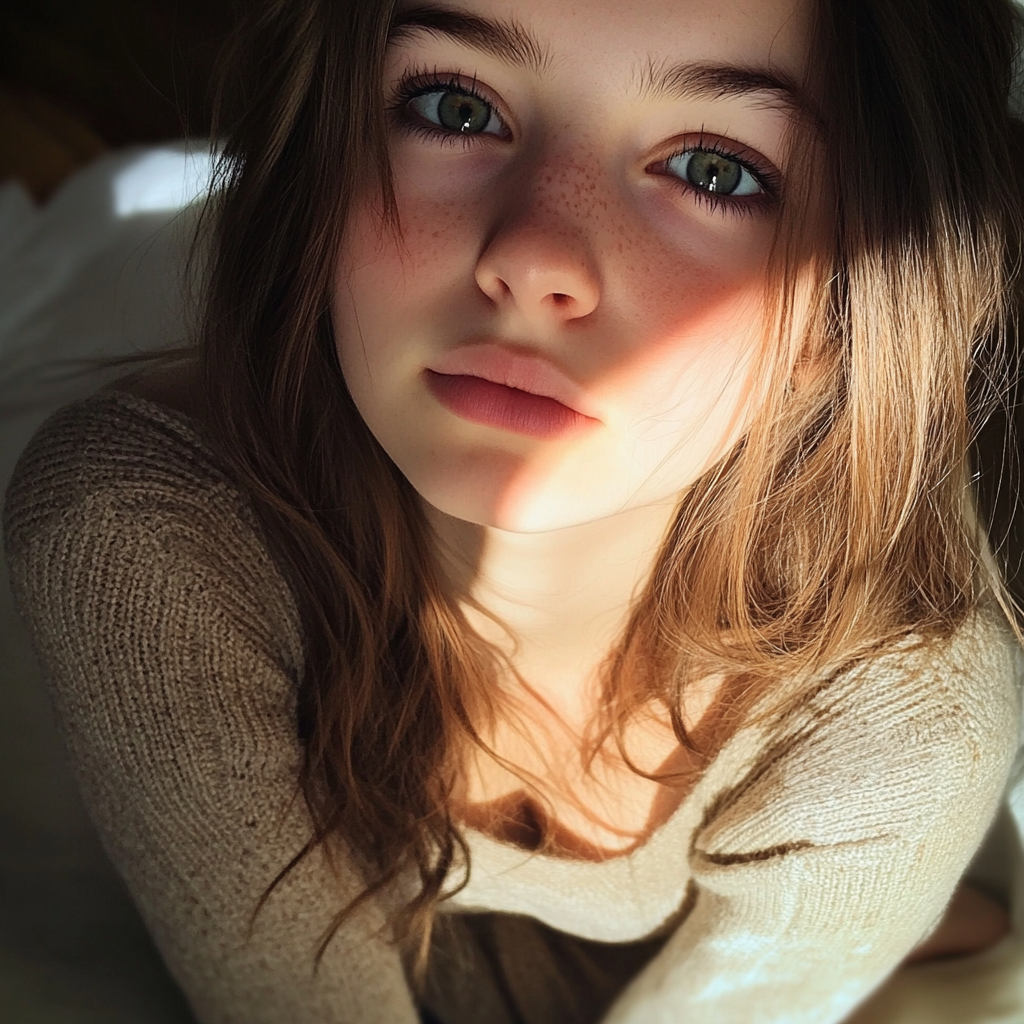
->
604;612;1023;1024
2;395;420;1024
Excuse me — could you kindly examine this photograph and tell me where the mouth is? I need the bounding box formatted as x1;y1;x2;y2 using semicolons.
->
424;343;600;439
424;371;595;439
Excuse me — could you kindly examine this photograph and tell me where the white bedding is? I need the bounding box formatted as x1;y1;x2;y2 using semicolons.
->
2;145;1024;1024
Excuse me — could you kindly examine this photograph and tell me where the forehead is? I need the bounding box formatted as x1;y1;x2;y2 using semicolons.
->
391;0;814;83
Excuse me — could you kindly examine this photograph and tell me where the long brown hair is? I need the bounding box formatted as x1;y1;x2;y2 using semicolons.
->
192;0;1024;967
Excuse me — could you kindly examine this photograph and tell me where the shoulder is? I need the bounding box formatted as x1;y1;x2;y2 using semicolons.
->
3;388;303;681
842;609;1022;762
810;610;1022;798
5;386;236;542
700;609;1023;856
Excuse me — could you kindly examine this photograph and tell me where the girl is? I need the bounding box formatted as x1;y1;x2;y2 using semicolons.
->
4;0;1024;1021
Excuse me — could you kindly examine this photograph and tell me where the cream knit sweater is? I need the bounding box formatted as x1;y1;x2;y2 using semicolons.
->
3;391;1022;1024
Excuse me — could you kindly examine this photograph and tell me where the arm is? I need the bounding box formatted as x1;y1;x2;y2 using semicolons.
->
604;614;1022;1024
3;396;420;1024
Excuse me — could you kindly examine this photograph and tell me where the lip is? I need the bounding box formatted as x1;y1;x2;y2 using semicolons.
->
426;343;597;418
424;343;600;440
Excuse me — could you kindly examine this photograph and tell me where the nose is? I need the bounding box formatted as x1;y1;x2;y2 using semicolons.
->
474;191;601;325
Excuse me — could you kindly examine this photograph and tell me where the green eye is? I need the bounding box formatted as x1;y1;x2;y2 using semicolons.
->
666;148;762;197
438;92;490;133
409;88;503;135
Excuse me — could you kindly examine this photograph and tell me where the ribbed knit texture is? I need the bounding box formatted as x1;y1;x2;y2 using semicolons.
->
3;391;1022;1024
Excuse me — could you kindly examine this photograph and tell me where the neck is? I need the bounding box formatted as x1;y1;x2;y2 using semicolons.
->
426;500;679;724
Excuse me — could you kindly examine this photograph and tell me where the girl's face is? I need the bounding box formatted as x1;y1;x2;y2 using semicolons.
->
333;0;815;533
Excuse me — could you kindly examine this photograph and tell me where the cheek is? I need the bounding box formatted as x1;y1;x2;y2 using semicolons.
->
336;175;482;309
333;194;475;392
394;195;478;266
612;191;773;334
371;148;495;287
596;213;775;429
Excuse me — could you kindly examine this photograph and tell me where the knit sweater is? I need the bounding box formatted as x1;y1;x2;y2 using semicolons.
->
3;390;1022;1024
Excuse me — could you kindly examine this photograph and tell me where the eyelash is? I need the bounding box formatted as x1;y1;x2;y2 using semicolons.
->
387;69;782;215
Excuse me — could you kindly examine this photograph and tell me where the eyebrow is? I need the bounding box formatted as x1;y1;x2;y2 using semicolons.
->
637;60;819;128
388;3;817;127
389;4;551;73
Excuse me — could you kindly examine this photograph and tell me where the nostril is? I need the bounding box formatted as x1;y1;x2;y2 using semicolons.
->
551;293;570;305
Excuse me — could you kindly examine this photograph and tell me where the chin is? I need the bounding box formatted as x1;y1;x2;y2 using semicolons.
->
379;428;678;534
408;462;628;534
412;479;560;533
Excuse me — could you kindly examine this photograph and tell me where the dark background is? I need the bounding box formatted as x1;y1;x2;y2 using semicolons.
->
0;0;238;201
